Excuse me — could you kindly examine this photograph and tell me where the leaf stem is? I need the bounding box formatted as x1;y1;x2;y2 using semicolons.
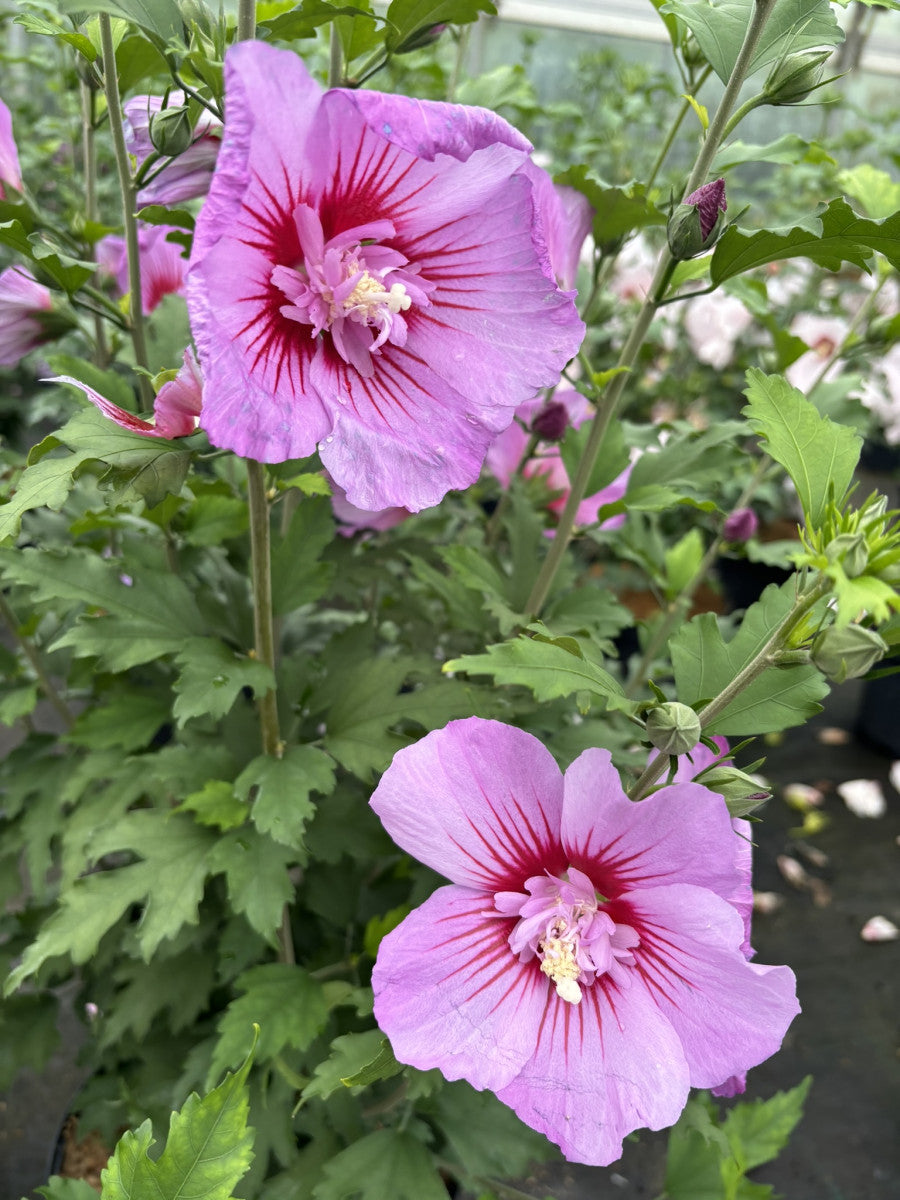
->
79;79;109;366
98;14;151;406
628;575;828;799
0;592;75;730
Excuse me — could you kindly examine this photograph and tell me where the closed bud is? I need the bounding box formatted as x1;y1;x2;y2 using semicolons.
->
667;178;727;260
532;401;569;442
811;624;888;683
764;50;832;106
394;22;447;54
696;765;772;816
149;106;193;157
826;531;869;578
681;32;707;70
645;702;702;756
722;506;758;543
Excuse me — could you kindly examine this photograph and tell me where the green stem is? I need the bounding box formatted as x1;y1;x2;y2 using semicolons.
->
329;21;344;87
447;25;470;101
628;576;828;800
646;66;712;192
79;80;109;366
98;14;151;405
524;0;778;617
624;454;772;696
236;0;256;42
720;93;766;141
0;592;75;730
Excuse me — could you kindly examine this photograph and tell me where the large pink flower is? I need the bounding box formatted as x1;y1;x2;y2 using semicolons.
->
371;718;798;1165
123;92;221;207
0;266;52;365
0;97;22;197
187;42;584;512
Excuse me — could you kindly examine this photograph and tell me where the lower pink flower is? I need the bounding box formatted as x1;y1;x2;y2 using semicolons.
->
0;266;52;365
371;718;798;1165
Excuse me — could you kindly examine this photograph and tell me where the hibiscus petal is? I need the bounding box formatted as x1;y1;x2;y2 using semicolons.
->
373;884;547;1091
620;883;799;1090
47;376;161;438
369;717;565;890
495;976;689;1166
562;747;751;908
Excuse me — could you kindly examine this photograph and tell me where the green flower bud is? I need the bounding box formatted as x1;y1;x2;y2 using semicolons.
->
666;179;727;260
811;625;888;683
149;106;193;157
645;702;702;756
695;766;771;816
826;532;869;578
763;49;832;106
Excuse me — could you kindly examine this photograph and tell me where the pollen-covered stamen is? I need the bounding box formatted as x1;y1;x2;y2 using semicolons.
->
270;202;433;378
494;867;640;1005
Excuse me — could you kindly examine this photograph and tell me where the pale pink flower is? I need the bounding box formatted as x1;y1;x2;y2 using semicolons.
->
0;266;53;365
683;291;753;369
97;223;187;313
785;313;848;393
0;97;22;196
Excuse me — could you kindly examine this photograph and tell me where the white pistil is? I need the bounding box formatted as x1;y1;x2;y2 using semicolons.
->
343;272;411;319
539;936;583;1004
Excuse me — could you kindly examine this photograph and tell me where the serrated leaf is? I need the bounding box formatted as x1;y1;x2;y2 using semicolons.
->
312;1129;448;1200
58;0;184;42
176;780;248;831
715;135;835;172
0;683;38;726
428;1082;558;1183
710;198;900;285
662;0;843;84
271;496;335;615
173;637;275;726
671;580;829;734
66;691;170;751
837;164;900;220
444;633;635;715
101;1047;255;1200
236;745;336;848
385;0;496;52
723;1076;812;1171
742;369;861;525
207;828;297;940
301;1030;401;1104
36;1179;101;1200
260;0;377;41
626;422;747;498
559;415;630;501
0;993;60;1090
207;964;328;1087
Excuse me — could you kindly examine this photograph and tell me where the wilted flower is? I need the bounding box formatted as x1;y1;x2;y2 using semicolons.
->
123;91;222;206
97;223;188;313
371;718;799;1164
486;389;630;530
722;506;759;542
187;42;584;512
0;266;53;365
50;347;202;439
0;97;22;196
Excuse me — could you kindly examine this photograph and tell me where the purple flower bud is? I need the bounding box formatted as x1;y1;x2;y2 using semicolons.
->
722;507;758;542
532;401;569;442
685;178;727;241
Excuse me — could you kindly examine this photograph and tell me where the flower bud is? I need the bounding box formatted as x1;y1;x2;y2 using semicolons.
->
696;766;772;816
645;702;702;756
393;22;447;54
811;625;888;683
826;532;869;578
149;105;193;157
667;178;727;260
532;401;569;442
764;50;831;106
722;506;758;542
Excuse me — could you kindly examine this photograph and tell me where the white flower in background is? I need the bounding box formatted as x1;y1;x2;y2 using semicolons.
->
858;344;900;445
860;915;899;943
786;313;848;394
837;778;887;819
683;291;753;369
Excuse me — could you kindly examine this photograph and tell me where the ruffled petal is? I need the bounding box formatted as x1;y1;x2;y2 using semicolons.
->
373;884;547;1091
619;883;799;1090
47;376;161;438
562;747;751;907
495;976;689;1165
369;717;564;891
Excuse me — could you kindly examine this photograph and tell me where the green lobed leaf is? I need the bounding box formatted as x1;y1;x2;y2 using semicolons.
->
559;415;630;502
207;964;329;1087
260;0;379;41
66;691;171;751
57;0;184;43
554;167;667;244
428;1082;558;1184
271;496;336;615
301;1030;401;1104
836;164;900;220
176;781;248;831
714;134;835;172
101;1046;255;1200
207;828;297;941
626;422;747;498
723;1076;812;1172
237;745;336;849
385;0;496;52
710;198;900;285
312;1129;448;1200
336;0;383;63
661;0;843;84
742;369;861;525
35;1180;102;1200
0;684;39;726
0;993;60;1090
444;632;636;715
173;637;275;726
670;579;829;735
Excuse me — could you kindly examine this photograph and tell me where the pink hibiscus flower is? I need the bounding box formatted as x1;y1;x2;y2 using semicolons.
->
187;41;584;512
486;388;630;529
371;718;798;1165
50;347;202;440
97;223;188;314
0;266;53;365
123;91;221;207
0;97;22;197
